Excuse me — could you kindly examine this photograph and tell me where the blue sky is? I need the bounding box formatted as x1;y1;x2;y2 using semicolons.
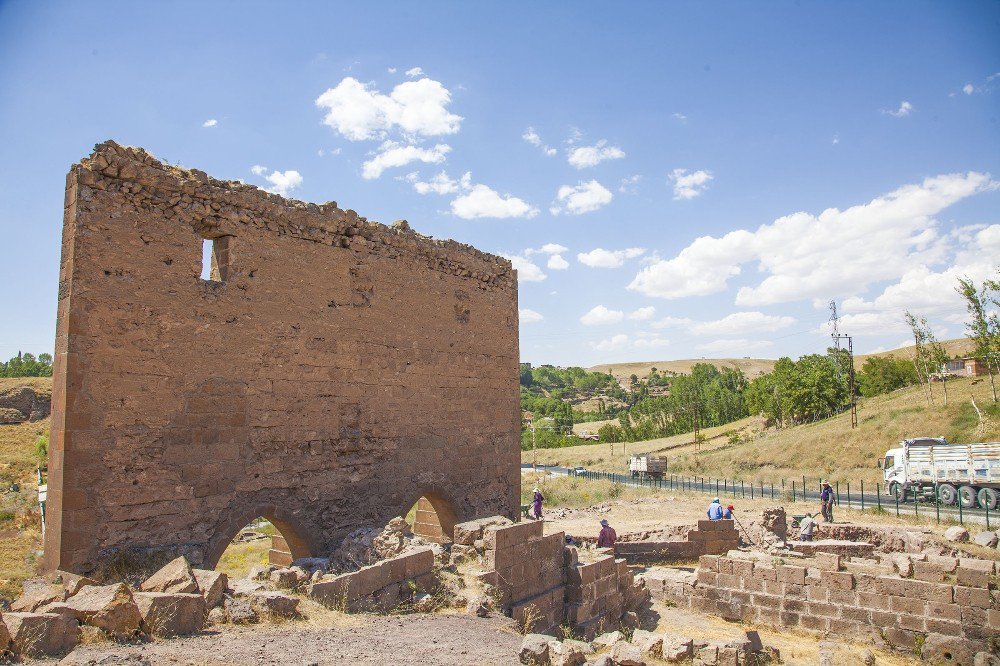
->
1;1;998;367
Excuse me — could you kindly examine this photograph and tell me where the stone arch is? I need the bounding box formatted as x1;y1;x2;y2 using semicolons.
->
204;500;319;570
404;489;460;544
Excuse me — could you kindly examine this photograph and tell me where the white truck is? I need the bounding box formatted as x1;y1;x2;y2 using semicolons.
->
880;437;1000;509
629;455;667;479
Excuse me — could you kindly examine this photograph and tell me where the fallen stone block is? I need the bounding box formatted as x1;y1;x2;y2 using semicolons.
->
3;611;79;657
562;639;594;655
945;526;970;543
11;583;66;612
593;630;625;649
661;633;694;662
454;516;514;546
249;590;300;619
50;570;97;596
44;582;141;638
133;592;205;637
269;567;299;590
519;633;552;665
247;564;279;581
139;556;199;594
548;639;587;666
590;657;614;666
223;596;258;624
206;606;227;626
610;641;646;666
0;616;9;652
973;531;998;548
192;569;228;609
291;557;330;575
630;629;662;658
921;634;980;665
975;653;1000;666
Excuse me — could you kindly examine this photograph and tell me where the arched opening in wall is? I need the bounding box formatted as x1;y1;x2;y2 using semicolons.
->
405;494;458;544
213;515;312;578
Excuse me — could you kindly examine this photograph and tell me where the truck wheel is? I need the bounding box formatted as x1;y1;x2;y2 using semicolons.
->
958;485;977;509
937;483;957;506
977;487;999;511
890;482;906;502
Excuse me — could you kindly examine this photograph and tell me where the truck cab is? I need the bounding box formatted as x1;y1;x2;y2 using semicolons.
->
880;446;906;498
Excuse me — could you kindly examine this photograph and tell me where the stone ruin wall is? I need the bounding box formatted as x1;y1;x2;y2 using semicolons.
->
44;141;521;576
646;552;998;658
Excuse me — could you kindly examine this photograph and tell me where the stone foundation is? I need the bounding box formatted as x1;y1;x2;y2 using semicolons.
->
308;547;435;611
612;519;739;563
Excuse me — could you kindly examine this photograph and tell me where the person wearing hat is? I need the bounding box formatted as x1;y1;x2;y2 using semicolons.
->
820;480;834;523
799;512;818;541
597;519;617;547
707;497;724;520
532;486;544;520
724;504;735;520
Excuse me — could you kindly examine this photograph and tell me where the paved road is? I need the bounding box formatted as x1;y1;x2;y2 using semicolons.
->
520;463;994;527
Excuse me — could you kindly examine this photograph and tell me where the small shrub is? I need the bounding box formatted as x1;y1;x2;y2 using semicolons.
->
34;433;49;466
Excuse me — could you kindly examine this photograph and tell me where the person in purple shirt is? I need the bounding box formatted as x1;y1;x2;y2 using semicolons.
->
532;487;544;520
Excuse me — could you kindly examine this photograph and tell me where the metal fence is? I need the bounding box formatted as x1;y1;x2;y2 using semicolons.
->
570;468;992;529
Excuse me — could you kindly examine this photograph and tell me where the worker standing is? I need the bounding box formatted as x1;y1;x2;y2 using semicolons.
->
799;512;818;541
707;497;724;520
532;486;544;520
597;519;617;547
820;480;834;522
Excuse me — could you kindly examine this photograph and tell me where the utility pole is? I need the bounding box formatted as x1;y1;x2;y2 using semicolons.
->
829;301;857;428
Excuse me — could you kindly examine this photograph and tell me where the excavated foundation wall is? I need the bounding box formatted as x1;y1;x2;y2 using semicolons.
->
44;141;521;575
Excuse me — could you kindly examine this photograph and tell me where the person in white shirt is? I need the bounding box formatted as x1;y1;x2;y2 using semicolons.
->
799;512;818;541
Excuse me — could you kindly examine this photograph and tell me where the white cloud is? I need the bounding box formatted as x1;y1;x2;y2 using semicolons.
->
592;334;629;351
580;305;625;326
832;135;840;145
315;76;462;141
577;247;646;268
669;169;713;200
533;243;569;255
523;127;557;156
672;112;688;122
452;184;538;219
628;307;656;321
884;100;913;117
262;169;303;197
634;334;670;349
405;170;470;195
691;311;795;336
651;316;694;330
202;118;218;128
503;255;546;282
567;140;626;169
963;83;975;95
519;308;544;323
405;67;425;78
551;180;613;215
629;172;996;303
547;255;570;270
619;175;642;194
250;164;268;176
696;339;773;355
387;67;397;74
362;141;451;179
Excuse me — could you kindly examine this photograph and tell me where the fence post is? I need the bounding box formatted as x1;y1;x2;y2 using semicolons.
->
860;480;864;512
803;476;807;500
835;481;840;507
750;482;754;500
771;483;774;500
895;489;900;517
716;479;719;495
935;484;940;524
741;481;745;499
846;482;850;510
986;501;990;530
792;481;796;502
958;495;963;525
876;484;881;511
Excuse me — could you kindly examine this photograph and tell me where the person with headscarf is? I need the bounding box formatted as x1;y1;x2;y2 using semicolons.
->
707;497;724;520
532;486;544;520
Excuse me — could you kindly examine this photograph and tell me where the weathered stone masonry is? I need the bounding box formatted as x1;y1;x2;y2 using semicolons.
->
45;141;521;575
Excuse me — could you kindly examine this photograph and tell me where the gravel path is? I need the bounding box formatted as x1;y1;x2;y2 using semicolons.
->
55;615;523;666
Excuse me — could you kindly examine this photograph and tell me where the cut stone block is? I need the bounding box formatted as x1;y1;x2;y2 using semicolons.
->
140;556;199;594
3;611;79;657
192;569;228;609
44;582;141;638
133;591;206;637
249;590;300;619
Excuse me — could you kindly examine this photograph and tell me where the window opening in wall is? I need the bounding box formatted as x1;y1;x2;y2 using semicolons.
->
405;495;456;544
200;236;230;283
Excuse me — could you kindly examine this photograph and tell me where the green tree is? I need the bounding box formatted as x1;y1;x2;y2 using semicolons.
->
957;274;999;403
857;355;920;398
0;351;54;378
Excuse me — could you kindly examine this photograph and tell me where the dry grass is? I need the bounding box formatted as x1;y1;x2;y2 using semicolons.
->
588;358;776;382
527;375;1000;485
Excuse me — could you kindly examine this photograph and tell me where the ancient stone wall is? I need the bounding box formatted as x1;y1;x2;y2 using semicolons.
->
651;552;998;657
612;519;739;564
308;547;435;611
44;141;521;575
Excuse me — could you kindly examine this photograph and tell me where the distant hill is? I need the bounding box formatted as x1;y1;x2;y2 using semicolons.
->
854;337;976;368
588;358;776;382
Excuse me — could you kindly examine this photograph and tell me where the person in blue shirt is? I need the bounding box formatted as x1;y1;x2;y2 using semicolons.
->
723;504;734;519
707;497;724;520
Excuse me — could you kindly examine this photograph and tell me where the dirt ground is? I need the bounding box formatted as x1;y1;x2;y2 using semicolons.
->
51;614;523;666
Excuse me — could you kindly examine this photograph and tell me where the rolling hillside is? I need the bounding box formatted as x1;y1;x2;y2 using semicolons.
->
529;373;1000;486
588;358;776;383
